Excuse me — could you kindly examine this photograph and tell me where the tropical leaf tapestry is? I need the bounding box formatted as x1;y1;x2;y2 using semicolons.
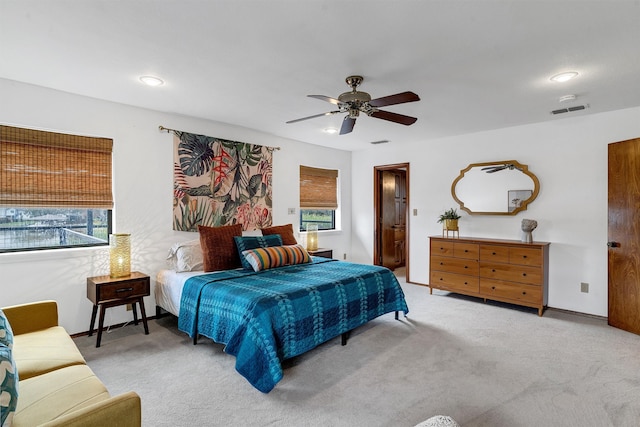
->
172;130;273;231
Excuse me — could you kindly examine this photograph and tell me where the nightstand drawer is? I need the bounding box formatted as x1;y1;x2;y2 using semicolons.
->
97;279;149;301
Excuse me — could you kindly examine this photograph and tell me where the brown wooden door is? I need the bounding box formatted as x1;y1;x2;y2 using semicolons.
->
381;170;397;269
379;169;407;270
608;137;640;335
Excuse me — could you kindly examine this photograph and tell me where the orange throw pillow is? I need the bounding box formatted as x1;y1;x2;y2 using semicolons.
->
261;224;297;245
198;224;243;272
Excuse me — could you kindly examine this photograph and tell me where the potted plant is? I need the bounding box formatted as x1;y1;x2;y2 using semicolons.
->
437;208;461;231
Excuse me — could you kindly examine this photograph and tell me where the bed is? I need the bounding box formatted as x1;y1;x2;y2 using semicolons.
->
156;256;408;393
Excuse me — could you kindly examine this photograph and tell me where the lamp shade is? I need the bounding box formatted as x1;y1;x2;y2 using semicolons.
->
109;233;131;278
306;224;318;251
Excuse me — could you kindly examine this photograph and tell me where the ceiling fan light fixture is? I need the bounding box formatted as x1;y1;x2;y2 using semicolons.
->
139;75;164;87
550;71;579;83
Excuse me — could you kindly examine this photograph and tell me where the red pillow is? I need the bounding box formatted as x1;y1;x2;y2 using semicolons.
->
198;224;243;272
261;224;298;245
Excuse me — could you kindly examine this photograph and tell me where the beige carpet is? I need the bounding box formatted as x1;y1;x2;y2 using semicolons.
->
75;271;640;426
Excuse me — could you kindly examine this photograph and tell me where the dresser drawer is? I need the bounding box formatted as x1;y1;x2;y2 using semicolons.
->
480;245;509;263
431;240;454;256
96;278;149;302
509;247;542;266
430;271;479;294
453;243;479;260
479;262;542;285
480;278;541;304
431;256;478;275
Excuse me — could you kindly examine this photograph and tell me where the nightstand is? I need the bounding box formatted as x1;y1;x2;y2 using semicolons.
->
87;271;150;347
308;248;333;259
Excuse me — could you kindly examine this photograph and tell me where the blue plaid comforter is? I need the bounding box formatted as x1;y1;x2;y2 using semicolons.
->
178;258;408;392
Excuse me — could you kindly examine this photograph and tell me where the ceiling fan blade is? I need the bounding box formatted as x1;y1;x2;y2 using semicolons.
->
368;91;420;108
286;110;341;124
308;95;341;105
340;117;356;135
369;110;417;126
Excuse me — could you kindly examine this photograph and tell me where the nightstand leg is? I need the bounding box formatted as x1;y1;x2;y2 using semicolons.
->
138;297;149;335
89;304;98;336
132;303;139;325
96;304;107;348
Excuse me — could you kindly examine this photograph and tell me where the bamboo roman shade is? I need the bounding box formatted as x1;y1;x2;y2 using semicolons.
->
299;166;338;209
0;125;114;208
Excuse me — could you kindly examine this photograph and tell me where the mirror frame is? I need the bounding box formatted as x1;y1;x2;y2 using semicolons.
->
451;159;540;215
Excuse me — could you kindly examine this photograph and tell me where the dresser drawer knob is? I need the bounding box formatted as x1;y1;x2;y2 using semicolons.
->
440;262;444;265
492;269;496;272
464;265;468;269
492;252;496;255
523;255;528;259
491;286;496;290
522;273;527;277
116;287;134;293
464;282;468;285
522;291;527;295
464;249;468;253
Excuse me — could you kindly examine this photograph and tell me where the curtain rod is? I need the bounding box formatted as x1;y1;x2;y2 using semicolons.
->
159;125;281;151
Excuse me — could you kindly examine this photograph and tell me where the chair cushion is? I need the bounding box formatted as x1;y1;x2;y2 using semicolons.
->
11;327;85;380
13;364;109;427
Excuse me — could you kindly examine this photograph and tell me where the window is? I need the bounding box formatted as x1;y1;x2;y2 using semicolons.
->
299;166;338;232
0;125;113;252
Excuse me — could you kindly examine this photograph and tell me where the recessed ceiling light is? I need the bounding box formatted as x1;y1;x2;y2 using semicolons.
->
550;71;579;83
323;128;338;134
139;75;164;87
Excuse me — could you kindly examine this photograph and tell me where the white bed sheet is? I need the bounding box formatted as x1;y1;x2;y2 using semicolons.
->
155;269;208;316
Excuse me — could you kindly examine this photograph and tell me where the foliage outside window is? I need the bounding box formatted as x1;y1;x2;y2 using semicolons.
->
0;125;113;252
299;166;338;232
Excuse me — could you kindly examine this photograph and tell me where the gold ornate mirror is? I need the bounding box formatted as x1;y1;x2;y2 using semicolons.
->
451;160;540;215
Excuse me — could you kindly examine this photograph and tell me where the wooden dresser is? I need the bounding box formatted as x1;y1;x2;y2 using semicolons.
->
429;236;550;316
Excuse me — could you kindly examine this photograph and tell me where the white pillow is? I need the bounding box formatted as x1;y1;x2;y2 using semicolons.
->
167;239;204;272
242;229;263;237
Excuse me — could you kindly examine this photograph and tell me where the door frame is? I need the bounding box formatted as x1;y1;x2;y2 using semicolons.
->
373;163;410;282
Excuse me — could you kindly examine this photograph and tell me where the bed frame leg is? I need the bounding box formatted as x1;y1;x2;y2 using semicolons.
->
395;311;399;320
193;334;198;345
341;332;348;346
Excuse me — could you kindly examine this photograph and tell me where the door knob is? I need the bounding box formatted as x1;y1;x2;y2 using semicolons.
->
607;241;619;248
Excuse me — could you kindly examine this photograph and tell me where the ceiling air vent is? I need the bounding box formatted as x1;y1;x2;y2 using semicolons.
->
551;105;588;115
370;140;390;145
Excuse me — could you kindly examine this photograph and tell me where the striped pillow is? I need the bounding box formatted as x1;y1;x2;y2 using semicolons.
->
242;244;311;272
234;235;283;270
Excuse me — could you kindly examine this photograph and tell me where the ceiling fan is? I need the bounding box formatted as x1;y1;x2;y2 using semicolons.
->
481;163;523;173
286;75;420;135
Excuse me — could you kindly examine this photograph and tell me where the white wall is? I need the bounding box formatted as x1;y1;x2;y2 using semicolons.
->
0;78;352;334
352;106;640;317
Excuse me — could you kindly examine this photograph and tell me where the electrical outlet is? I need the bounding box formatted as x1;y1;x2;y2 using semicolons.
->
343;253;347;260
581;282;589;293
126;304;133;311
413;209;418;216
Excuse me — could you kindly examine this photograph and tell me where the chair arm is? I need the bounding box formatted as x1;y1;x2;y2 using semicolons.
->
39;391;142;427
1;300;59;335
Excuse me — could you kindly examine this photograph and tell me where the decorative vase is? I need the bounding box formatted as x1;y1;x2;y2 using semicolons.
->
521;219;537;243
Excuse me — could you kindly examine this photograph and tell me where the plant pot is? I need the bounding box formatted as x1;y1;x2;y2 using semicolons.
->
444;219;459;231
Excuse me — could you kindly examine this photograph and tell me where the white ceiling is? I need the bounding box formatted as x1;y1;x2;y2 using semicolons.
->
2;1;640;151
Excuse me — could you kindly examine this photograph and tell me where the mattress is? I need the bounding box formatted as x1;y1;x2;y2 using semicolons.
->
155;269;207;316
